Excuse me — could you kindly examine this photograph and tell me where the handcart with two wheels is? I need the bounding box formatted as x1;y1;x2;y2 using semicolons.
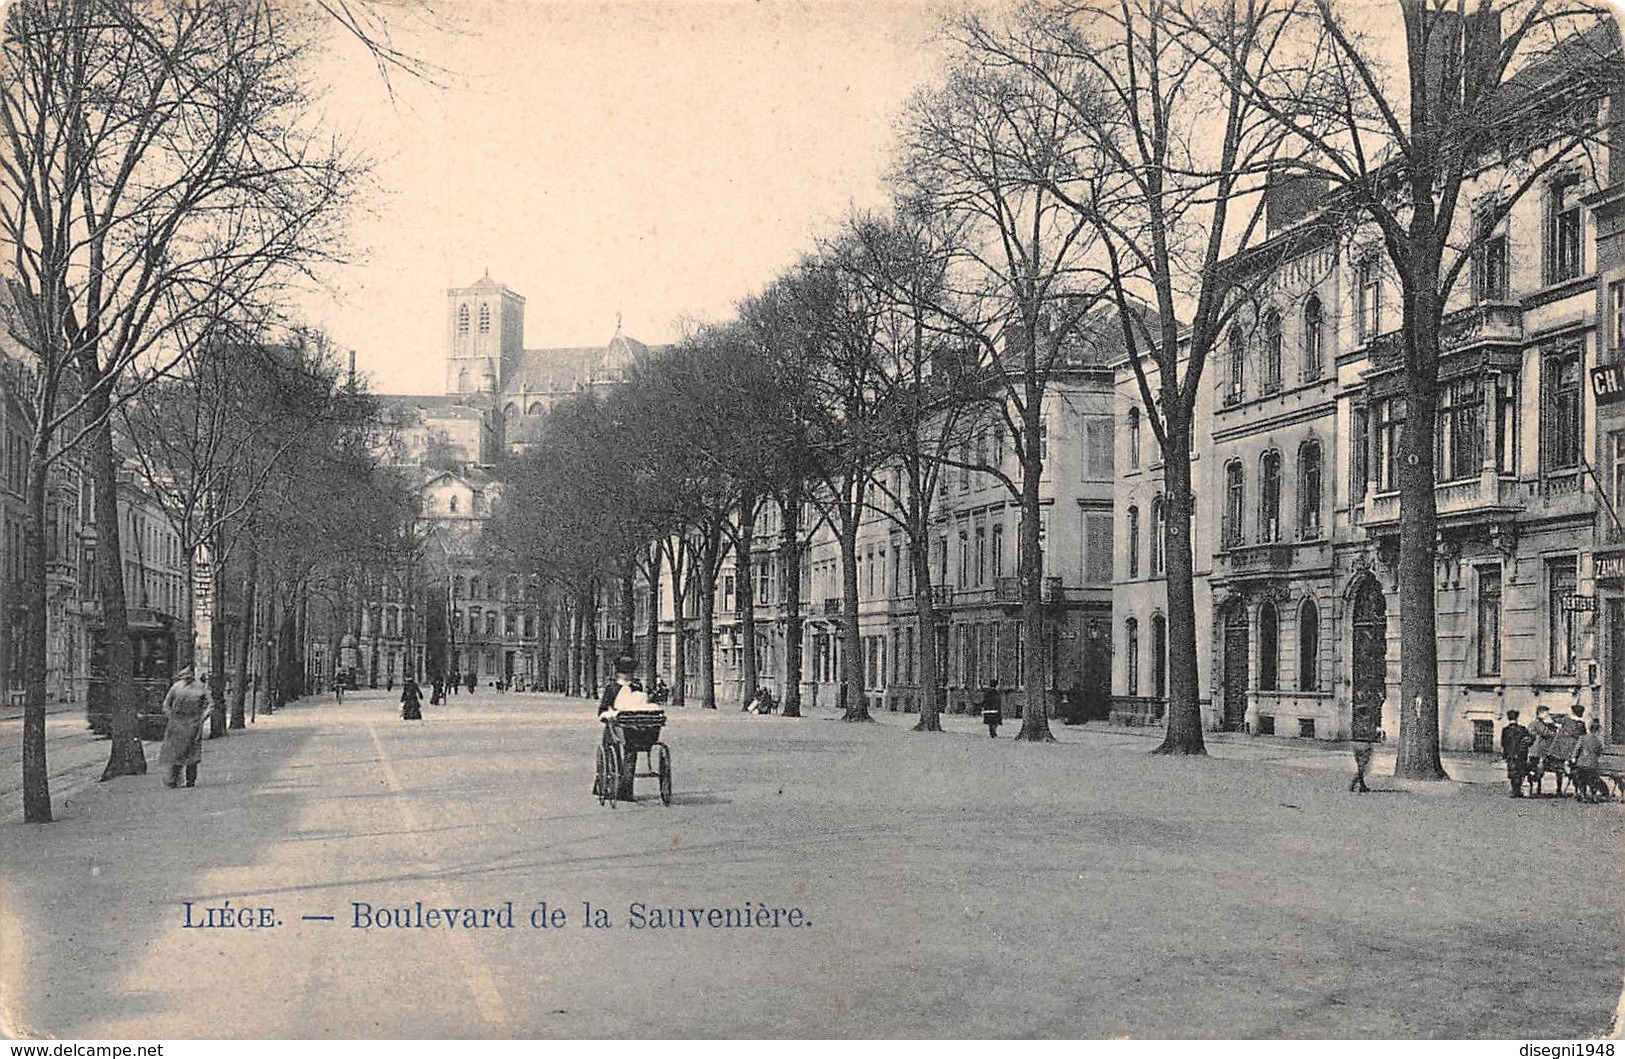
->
595;709;672;806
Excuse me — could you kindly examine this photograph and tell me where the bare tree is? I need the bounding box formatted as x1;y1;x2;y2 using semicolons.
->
899;35;1111;740
0;0;357;816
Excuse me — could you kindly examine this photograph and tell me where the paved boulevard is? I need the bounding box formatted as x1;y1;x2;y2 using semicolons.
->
2;689;1620;1038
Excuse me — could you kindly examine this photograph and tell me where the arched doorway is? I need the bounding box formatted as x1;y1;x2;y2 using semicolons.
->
1351;577;1387;735
1221;602;1248;731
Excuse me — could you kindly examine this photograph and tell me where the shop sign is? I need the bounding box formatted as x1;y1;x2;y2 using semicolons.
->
1597;549;1625;584
1593;363;1625;404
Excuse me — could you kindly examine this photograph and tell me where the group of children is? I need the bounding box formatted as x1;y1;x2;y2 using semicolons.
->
1499;704;1610;802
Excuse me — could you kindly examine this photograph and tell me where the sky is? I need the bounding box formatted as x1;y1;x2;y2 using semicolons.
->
304;0;961;395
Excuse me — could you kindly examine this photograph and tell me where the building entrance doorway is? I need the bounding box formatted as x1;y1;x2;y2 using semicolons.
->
1221;604;1248;731
1352;577;1387;727
1608;598;1625;744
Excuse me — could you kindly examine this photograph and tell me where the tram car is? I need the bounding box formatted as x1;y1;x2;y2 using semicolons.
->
85;608;179;739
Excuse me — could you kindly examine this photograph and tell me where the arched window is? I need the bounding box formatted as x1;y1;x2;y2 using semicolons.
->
1128;505;1140;578
1223;461;1244;548
1150;494;1165;574
448;495;459;514
457;304;470;333
1302;295;1323;381
1151;613;1167;699
1299;598;1320;691
1125;618;1140;696
1260;450;1282;543
453;575;466;598
478;303;491;333
1227;327;1245;404
1258;601;1279;691
1263;310;1283;393
457;368;470;393
1299;440;1323;538
1128;407;1141;469
469;576;481;599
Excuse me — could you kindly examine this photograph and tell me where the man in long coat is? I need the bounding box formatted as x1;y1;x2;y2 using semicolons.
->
158;668;211;789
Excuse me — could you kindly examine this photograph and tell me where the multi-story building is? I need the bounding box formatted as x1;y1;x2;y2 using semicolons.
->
1112;32;1622;751
692;316;1122;717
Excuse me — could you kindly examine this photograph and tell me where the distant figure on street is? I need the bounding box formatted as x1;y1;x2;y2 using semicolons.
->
1349;700;1379;793
1500;709;1533;798
1572;719;1606;803
466;671;477;695
648;676;670;705
980;683;1003;738
429;678;442;705
400;677;423;721
386;674;394;692
449;671;460;696
1527;705;1556;771
158;668;211;789
1550;704;1586;763
334;678;344;703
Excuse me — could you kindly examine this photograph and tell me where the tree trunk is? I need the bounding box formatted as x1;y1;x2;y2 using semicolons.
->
735;492;758;709
1153;422;1206;754
567;596;582;697
208;523;227;738
697;526;719;708
1394;283;1447;779
86;399;145;779
780;487;804;717
912;505;943;731
261;579;279;714
230;526;258;729
1016;406;1055;742
671;575;688;708
839;509;869;722
584;578;600;697
21;447;51;822
618;560;635;663
643;546;661;680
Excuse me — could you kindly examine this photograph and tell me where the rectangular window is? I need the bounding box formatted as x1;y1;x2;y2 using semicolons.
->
1377;397;1406;492
1085;419;1114;479
1350;404;1369;506
1084;513;1113;584
1474;212;1509;302
1496;375;1519;474
1611;431;1625;541
1546;177;1584;284
1541;346;1582;473
1357;258;1381;341
1610;280;1625;352
974;527;986;587
1548;558;1578;676
1436;377;1484;482
1476;566;1502;677
991;524;1004;579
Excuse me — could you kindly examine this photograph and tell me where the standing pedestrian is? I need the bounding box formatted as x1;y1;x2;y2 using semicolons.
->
980;683;1003;738
334;677;345;703
1349;700;1379;793
1572;720;1606;802
400;676;423;721
1500;709;1533;797
466;670;477;696
158;668;211;789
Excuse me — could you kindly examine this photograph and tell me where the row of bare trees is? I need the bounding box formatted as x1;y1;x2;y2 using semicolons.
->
0;0;422;821
505;0;1619;766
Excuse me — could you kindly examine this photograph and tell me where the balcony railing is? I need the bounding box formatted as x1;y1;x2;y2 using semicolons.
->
1364;472;1524;529
819;597;843;615
1439;302;1523;353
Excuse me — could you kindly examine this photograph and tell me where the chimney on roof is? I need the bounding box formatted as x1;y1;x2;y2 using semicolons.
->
1263;169;1327;234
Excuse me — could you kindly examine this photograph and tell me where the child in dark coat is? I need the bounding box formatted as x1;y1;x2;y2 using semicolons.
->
1499;709;1532;797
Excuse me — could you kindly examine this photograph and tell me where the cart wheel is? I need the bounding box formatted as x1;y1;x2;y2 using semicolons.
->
655;743;672;806
595;744;611;806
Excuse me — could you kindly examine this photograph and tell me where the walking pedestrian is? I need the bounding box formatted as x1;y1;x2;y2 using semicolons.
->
1349;700;1379;793
400;676;423;721
980;683;1003;738
334;677;345;703
1500;709;1533;797
466;670;477;696
158;668;211;789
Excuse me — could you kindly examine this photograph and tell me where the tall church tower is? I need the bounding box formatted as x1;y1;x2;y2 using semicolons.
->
446;271;525;396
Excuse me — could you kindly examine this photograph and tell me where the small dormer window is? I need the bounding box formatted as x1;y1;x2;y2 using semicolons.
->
478;304;491;333
449;495;460;514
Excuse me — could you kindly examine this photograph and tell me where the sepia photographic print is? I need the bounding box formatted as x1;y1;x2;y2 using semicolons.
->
1;0;1623;1043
